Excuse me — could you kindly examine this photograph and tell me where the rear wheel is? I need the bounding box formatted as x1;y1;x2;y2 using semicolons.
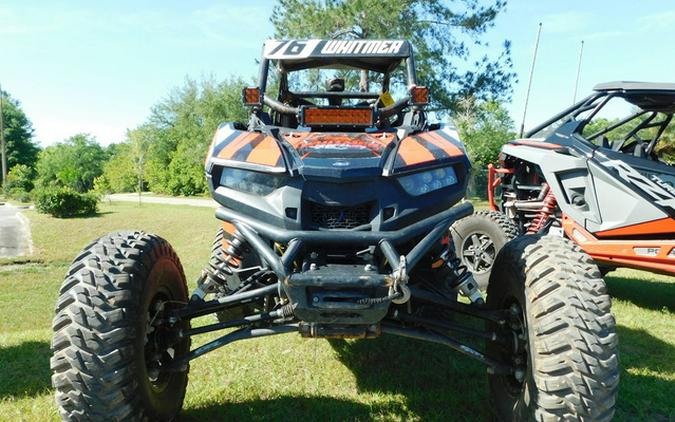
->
51;232;190;421
450;210;519;290
487;235;618;421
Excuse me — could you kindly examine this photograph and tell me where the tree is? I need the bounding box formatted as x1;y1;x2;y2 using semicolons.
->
271;0;515;113
455;98;515;168
128;124;152;204
144;77;249;195
0;90;40;184
36;134;108;192
101;143;136;193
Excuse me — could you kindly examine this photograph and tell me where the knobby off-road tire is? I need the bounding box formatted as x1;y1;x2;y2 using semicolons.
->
51;231;190;421
451;210;520;290
487;235;618;421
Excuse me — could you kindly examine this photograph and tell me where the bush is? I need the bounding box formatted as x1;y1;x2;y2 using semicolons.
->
33;187;99;218
3;164;35;202
35;133;108;193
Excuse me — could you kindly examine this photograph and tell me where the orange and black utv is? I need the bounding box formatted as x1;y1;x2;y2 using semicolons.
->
50;40;618;421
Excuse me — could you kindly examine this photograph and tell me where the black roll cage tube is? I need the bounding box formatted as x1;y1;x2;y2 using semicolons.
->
257;56;419;118
527;91;674;156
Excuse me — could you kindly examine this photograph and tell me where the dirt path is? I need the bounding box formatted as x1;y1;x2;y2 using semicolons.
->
0;204;33;258
107;193;217;208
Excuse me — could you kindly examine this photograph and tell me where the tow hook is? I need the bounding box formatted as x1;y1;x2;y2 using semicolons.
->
391;255;411;304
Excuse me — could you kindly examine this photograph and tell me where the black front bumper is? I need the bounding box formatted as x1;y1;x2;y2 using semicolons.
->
215;202;474;324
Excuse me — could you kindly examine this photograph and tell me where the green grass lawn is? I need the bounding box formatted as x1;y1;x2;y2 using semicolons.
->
0;202;673;421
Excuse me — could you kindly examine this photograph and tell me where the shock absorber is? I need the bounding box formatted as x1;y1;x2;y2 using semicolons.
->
216;230;247;279
436;247;484;305
193;229;248;300
527;184;558;234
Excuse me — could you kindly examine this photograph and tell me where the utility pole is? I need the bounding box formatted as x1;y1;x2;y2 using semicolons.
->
0;82;7;184
572;40;585;104
519;23;542;138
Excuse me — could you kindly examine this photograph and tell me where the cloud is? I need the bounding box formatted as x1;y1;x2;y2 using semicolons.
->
539;11;594;34
638;10;675;30
581;30;626;41
189;4;272;47
0;3;270;46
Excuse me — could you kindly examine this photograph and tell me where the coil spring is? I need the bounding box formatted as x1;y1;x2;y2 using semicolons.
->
528;189;558;234
444;255;471;288
218;230;247;277
276;303;295;318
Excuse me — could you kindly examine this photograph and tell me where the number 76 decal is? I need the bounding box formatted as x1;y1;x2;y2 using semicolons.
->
264;40;320;59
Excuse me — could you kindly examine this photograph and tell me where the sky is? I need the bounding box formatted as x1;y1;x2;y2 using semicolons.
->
2;0;675;147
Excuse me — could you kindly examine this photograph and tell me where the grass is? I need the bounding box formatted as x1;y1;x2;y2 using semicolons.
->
0;202;673;421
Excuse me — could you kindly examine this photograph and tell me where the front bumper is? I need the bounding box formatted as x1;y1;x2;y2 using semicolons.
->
215;202;474;324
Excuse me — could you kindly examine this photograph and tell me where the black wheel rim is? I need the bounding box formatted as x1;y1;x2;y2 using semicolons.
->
144;290;177;392
495;298;529;397
460;232;496;274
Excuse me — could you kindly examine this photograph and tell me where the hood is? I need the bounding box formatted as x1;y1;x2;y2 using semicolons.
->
282;131;397;179
205;122;469;181
281;127;468;179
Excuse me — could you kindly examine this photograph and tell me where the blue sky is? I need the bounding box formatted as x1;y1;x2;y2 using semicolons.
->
2;1;675;146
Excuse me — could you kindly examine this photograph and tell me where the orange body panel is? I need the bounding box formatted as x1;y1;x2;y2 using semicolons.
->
562;215;675;274
217;132;260;160
245;136;283;166
595;217;675;237
418;132;464;158
211;130;285;169
395;132;464;167
396;136;436;165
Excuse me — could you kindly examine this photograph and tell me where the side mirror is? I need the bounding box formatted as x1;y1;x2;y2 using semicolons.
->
242;87;262;106
410;86;429;105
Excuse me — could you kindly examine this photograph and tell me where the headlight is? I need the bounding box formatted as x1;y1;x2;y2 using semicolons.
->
219;168;287;196
397;166;458;196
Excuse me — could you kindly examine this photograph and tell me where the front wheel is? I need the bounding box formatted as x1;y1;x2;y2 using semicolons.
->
51;232;190;421
450;210;519;290
486;235;618;421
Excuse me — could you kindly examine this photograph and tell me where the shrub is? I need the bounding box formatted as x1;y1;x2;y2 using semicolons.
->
33;186;99;218
3;164;35;202
35;133;107;193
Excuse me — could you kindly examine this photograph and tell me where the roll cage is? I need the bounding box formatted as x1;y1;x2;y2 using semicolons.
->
527;81;675;163
251;39;427;131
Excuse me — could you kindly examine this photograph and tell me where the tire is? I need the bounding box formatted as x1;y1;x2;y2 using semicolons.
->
486;235;618;421
450;210;519;290
51;231;190;421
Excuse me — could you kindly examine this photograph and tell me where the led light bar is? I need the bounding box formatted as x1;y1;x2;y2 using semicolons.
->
301;107;373;127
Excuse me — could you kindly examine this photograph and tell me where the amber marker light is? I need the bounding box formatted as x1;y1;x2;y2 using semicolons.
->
410;86;429;105
242;87;262;106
